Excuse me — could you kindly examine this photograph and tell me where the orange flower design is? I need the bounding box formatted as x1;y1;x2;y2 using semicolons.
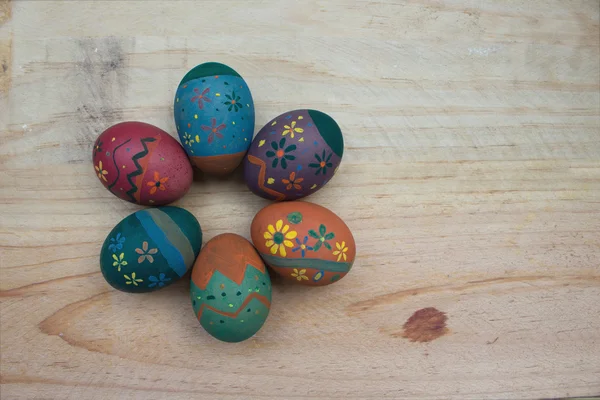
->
147;171;169;194
281;171;304;190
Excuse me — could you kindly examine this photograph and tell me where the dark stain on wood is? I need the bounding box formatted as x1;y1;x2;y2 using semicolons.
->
73;37;131;158
487;336;499;345
398;307;448;343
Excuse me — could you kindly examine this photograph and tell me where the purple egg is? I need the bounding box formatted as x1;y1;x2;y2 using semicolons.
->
243;109;344;201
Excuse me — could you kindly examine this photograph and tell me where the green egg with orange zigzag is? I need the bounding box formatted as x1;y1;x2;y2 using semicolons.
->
190;233;272;342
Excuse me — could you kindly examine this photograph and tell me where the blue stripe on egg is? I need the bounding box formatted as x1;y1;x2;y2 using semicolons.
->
136;209;191;277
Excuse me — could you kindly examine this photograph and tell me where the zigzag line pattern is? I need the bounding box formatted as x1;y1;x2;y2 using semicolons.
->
247;155;286;201
197;292;271;319
107;138;131;190
125;137;156;203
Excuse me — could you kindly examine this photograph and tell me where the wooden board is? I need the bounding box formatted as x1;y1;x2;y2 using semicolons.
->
1;0;599;398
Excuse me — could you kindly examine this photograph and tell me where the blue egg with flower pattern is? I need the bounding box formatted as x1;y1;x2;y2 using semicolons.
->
174;62;255;176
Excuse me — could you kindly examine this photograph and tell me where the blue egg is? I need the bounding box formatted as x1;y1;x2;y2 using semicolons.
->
174;62;255;176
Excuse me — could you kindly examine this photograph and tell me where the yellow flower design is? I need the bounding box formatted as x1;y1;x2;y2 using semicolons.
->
282;120;304;139
333;241;349;261
124;272;143;286
112;253;127;271
183;132;193;147
95;160;108;182
291;268;308;281
264;219;297;257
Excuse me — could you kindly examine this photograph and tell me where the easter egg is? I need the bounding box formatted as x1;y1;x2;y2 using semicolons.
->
100;206;202;293
250;201;355;286
174;62;255;176
92;121;193;206
190;233;271;342
243;109;344;201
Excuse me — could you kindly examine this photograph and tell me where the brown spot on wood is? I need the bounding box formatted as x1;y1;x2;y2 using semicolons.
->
399;307;448;343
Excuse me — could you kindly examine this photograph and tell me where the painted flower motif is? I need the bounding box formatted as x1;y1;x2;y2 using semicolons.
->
309;150;333;175
94;140;103;156
108;233;126;252
147;171;168;194
112;253;128;271
264;219;297;257
308;224;335;251
281;171;304;190
333;241;349;261
282;120;304;139
292;236;313;257
183;132;194;147
287;212;303;224
224;90;243;112
135;241;158;263
201;118;226;144
95;160;108;181
291;268;308;281
191;87;211;109
265;138;296;169
124;272;143;286
148;273;171;288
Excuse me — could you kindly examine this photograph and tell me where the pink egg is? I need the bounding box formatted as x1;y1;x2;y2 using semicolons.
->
92;121;193;206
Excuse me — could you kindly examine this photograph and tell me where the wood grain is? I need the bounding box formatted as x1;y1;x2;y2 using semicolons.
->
1;0;599;399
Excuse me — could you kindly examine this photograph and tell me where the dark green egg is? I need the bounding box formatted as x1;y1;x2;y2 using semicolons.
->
100;206;202;293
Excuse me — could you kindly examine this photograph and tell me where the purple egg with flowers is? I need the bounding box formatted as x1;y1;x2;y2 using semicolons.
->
243;109;344;201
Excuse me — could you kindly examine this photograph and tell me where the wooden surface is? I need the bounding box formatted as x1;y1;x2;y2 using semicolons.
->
1;1;599;399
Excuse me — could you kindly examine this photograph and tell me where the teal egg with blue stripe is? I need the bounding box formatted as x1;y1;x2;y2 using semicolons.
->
100;206;202;293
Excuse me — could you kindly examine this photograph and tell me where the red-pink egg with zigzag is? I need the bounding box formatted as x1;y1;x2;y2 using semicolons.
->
92;121;193;206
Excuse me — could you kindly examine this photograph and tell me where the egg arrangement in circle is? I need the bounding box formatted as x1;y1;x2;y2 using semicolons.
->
92;61;356;343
